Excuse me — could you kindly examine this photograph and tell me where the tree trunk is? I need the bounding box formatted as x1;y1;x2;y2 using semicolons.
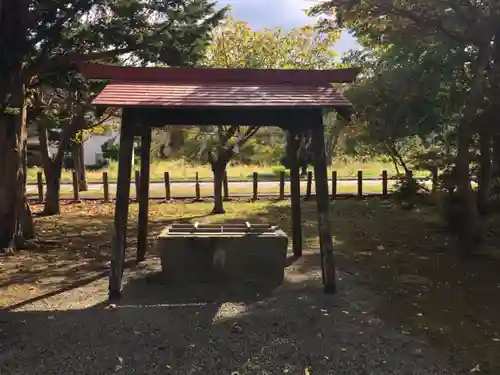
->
388;141;409;175
455;120;483;256
477;131;492;215
430;166;438;194
20;134;34;240
385;142;401;175
454;45;491;256
492;135;500;177
0;114;20;250
21;194;35;239
72;142;87;191
325;129;341;166
0;86;30;251
44;162;62;215
39;123;64;215
211;156;229;214
78;142;87;191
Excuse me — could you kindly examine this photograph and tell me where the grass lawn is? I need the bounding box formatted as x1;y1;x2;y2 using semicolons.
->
2;199;500;372
27;159;431;184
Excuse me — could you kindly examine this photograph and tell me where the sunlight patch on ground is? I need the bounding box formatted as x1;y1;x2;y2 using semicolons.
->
9;277;109;312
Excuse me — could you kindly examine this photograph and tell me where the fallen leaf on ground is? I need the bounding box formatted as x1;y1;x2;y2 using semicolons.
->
470;365;481;372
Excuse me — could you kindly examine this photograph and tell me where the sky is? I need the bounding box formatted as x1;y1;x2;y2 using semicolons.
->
216;0;359;57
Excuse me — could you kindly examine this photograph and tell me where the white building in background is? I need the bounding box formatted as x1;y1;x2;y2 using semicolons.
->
27;126;121;167
83;130;119;166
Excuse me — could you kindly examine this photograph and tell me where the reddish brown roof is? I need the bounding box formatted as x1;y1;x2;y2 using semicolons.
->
80;63;360;86
92;81;352;108
82;63;359;109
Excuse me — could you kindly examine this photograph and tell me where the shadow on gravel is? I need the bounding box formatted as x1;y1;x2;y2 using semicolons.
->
0;251;457;375
2;199;500;374
0;211;212;303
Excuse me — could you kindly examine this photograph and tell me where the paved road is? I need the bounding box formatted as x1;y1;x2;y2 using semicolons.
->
26;179;398;193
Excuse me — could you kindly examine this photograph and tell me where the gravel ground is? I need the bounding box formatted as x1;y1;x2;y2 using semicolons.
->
0;252;461;375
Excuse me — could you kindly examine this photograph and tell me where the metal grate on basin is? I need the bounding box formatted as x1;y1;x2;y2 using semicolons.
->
167;222;278;234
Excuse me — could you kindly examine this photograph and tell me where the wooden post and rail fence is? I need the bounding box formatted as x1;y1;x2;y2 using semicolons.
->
31;169;418;203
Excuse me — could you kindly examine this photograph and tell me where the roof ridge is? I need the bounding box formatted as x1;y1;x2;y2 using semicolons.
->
80;63;361;85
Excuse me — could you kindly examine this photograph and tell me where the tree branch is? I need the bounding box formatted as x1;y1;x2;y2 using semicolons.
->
237;125;260;146
30;48;132;77
386;5;466;44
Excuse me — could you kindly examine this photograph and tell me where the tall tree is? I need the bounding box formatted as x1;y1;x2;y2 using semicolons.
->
311;0;500;254
200;17;341;213
344;42;464;174
32;76;117;214
0;0;225;250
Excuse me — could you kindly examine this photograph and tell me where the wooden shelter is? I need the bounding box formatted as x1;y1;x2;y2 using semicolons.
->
80;63;360;301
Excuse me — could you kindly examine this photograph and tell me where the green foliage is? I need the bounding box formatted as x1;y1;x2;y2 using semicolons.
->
101;142;121;161
343;42;463;159
393;176;429;207
202;17;339;69
271;165;290;177
28;0;226;73
411;148;455;175
309;0;498;188
194;16;342;167
101;141;141;162
24;0;226;170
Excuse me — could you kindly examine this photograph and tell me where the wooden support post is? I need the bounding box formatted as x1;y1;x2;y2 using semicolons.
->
109;114;135;301
194;172;201;201
37;171;44;201
279;171;285;200
136;128;151;264
331;171;337;200
252;172;258;201
103;172;110;202
223;171;229;201
311;113;336;294
164;172;171;201
305;171;313;200
382;170;388;197
134;170;140;199
357;170;363;197
72;171;79;201
289;134;302;258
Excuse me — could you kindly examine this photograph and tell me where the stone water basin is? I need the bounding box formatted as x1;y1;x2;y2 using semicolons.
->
155;222;288;285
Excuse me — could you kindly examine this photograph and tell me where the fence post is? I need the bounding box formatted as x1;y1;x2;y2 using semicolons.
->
331;171;337;200
305;171;313;200
102;171;110;202
37;171;44;201
195;172;201;201
382;170;388;197
279;171;285;200
72;171;79;201
252;172;258;201
357;170;363;197
135;170;140;198
164;172;171;201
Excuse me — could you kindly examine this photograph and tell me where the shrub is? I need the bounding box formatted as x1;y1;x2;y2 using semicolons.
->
101;142;120;161
86;158;110;171
271;165;290;177
393;175;429;209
